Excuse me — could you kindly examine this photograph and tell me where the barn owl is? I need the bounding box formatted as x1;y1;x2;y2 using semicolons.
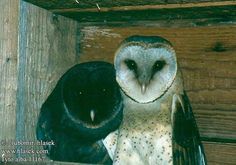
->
106;35;207;165
36;61;123;164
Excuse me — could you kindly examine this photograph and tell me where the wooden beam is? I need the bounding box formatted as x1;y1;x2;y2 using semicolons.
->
51;1;236;13
23;0;236;10
14;0;79;161
57;5;236;24
22;0;236;25
0;0;20;160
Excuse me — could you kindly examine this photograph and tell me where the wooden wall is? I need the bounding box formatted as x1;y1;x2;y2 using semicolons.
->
0;0;20;159
78;25;236;164
0;0;79;164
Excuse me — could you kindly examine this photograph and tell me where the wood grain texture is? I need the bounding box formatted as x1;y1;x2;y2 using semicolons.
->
23;0;236;10
22;0;236;25
52;1;236;12
0;0;20;159
194;105;236;141
15;0;79;161
203;141;236;165
58;5;236;24
78;25;236;141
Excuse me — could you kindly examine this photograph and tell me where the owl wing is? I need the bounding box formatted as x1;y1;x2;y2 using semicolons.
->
171;92;207;165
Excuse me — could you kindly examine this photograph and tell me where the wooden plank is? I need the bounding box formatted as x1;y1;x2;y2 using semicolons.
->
188;89;236;104
52;1;236;12
0;0;20;160
22;0;236;25
78;25;236;140
193;104;236;141
23;0;236;10
78;26;236;62
14;0;79;161
58;5;236;25
203;141;236;165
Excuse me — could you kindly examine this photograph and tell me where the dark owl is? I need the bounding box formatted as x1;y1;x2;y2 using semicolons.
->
36;61;123;164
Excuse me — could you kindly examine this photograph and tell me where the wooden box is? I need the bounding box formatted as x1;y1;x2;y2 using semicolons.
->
0;0;235;164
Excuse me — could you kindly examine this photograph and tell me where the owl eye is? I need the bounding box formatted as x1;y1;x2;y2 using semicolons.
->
74;91;83;97
124;59;137;71
153;60;166;72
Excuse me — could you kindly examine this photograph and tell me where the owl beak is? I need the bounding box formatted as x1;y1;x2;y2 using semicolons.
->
90;110;95;122
141;84;147;94
138;71;150;94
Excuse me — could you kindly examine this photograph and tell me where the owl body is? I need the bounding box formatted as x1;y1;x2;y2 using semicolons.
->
113;71;183;165
112;36;207;165
36;61;123;164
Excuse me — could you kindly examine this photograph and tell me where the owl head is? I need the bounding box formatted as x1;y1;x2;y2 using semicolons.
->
61;61;123;139
114;36;177;103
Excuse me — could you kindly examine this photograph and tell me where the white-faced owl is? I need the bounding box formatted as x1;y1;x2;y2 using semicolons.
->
36;61;123;164
107;35;207;165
